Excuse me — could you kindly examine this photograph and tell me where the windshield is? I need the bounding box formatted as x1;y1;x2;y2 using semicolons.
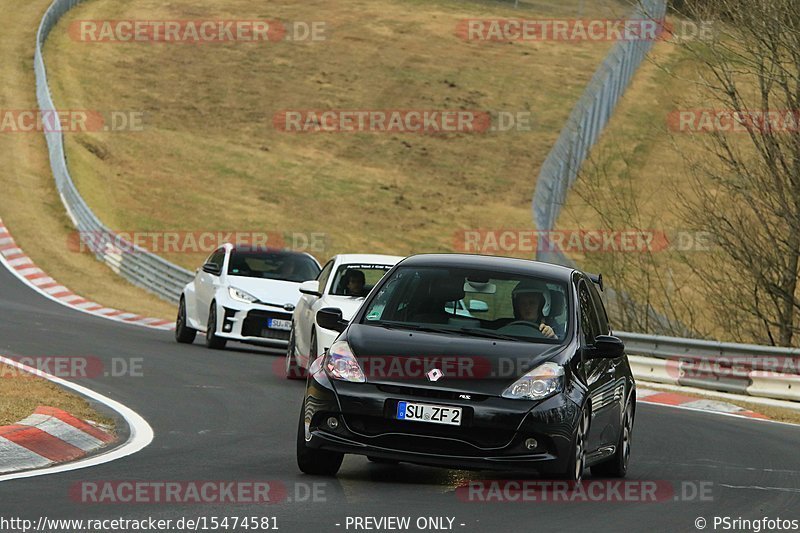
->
329;263;395;297
227;250;320;283
362;266;570;343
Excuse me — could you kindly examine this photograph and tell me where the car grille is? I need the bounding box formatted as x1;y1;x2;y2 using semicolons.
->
242;310;292;340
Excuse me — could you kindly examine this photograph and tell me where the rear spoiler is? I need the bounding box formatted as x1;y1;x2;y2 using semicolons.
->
588;273;603;292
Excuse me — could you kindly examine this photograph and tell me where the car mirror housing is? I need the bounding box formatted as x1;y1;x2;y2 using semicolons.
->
202;262;222;276
317;307;348;333
300;280;321;297
587;335;625;359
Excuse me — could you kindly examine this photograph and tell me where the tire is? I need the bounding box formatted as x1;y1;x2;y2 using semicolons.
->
285;327;307;380
205;303;227;350
591;400;633;478
554;405;589;482
175;297;197;344
296;405;344;476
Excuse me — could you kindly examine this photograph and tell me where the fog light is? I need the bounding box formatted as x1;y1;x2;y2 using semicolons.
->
326;416;339;429
525;438;538;450
223;324;232;332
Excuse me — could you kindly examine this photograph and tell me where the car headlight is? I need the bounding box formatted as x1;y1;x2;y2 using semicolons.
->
502;362;564;400
228;287;258;303
325;341;366;383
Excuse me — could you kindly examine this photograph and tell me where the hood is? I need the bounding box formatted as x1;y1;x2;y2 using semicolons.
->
344;323;571;396
227;276;302;308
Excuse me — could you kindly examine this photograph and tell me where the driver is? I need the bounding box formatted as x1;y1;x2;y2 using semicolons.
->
512;280;557;339
343;269;367;297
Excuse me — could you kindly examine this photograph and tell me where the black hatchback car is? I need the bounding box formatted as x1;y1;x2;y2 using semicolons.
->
297;254;635;481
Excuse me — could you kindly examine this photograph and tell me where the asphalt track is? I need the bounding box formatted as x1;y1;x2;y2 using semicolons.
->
1;264;799;533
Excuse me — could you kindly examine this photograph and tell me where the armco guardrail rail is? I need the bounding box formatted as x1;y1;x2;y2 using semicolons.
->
32;1;799;404
620;333;800;402
35;0;193;303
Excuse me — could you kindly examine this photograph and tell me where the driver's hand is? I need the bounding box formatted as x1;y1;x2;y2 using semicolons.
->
539;323;556;339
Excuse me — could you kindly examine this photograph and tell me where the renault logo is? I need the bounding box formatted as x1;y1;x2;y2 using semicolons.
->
426;368;443;382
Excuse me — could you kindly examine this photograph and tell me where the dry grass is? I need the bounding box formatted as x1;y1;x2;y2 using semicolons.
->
0;364;115;428
42;0;627;276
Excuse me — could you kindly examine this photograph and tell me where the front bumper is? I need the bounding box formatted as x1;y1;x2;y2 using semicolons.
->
215;303;293;347
302;367;583;474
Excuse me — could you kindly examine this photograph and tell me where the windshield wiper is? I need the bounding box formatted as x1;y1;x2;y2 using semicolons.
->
454;328;521;341
372;322;460;336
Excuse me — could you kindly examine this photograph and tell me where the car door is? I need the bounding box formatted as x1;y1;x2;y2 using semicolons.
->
577;279;614;452
196;248;226;326
587;280;624;436
297;259;334;359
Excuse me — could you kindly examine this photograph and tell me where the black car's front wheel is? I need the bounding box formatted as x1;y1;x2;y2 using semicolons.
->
591;400;633;478
555;405;590;482
296;405;344;476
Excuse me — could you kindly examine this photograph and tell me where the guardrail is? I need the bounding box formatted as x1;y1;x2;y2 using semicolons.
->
32;0;798;404
620;333;800;402
35;0;193;302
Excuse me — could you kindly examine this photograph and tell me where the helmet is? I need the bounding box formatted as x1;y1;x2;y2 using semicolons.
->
512;279;550;299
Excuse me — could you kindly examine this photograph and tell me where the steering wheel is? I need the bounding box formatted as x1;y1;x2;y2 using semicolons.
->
502;320;549;338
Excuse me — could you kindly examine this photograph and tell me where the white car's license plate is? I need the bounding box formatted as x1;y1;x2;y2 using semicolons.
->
396;401;462;426
267;318;292;331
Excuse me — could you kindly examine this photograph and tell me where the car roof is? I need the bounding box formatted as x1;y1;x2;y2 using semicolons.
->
397;253;576;281
334;254;405;265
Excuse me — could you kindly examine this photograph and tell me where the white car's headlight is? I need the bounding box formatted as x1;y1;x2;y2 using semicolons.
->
325;341;366;383
502;362;564;401
228;287;258;303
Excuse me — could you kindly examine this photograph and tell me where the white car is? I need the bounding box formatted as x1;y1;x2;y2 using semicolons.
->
175;244;321;350
285;254;403;378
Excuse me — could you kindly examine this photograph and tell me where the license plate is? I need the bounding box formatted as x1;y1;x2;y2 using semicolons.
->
267;318;292;331
396;401;462;426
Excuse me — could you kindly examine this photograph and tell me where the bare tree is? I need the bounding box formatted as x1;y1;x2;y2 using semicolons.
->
667;0;800;346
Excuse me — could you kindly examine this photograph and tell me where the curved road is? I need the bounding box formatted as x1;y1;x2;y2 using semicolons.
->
1;265;798;532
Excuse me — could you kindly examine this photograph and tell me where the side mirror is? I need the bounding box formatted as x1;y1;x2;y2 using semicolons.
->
299;280;321;297
202;262;221;276
467;299;489;312
588;335;625;359
316;307;348;333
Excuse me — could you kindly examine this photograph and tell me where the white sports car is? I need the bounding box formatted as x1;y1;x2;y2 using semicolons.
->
285;254;403;378
175;244;321;350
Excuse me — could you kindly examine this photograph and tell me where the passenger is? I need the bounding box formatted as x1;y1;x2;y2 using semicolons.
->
512;280;557;339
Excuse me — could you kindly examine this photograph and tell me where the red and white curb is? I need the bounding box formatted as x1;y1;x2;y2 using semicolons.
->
0;406;115;474
0;218;174;330
638;388;769;420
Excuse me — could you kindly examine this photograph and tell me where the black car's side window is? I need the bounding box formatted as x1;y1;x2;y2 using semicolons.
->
317;260;334;293
587;280;610;335
578;281;602;346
